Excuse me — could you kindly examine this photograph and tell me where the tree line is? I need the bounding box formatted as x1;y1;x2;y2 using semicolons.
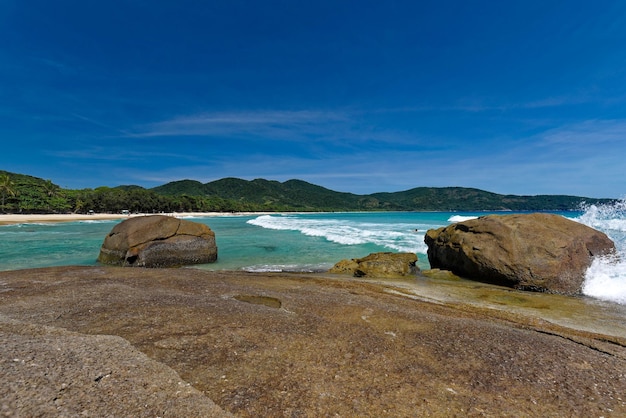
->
0;170;616;214
0;172;271;214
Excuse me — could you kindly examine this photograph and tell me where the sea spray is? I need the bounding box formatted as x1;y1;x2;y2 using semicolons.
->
447;215;479;223
576;199;626;305
583;254;626;305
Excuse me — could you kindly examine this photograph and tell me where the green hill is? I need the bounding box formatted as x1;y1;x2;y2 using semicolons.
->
150;176;614;211
368;187;599;211
151;179;206;196
154;178;363;211
0;170;617;214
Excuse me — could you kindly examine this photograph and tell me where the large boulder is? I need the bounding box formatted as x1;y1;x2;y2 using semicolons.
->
424;213;615;294
98;215;217;267
329;252;419;278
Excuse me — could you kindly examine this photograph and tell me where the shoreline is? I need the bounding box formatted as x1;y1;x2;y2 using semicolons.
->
0;209;587;226
0;212;273;226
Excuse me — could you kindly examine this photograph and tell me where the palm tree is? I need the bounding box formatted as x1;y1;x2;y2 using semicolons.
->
42;179;59;197
42;179;62;212
73;198;85;214
0;173;16;212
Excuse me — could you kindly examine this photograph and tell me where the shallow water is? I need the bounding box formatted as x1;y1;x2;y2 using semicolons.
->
1;204;625;307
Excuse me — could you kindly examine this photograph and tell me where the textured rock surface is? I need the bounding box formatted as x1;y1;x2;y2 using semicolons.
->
1;266;625;417
329;252;419;278
98;215;217;267
425;213;615;294
0;315;232;417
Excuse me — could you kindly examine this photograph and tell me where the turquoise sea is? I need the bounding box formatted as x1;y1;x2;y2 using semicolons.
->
1;201;625;305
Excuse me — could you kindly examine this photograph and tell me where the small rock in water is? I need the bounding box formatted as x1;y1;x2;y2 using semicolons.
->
329;252;419;278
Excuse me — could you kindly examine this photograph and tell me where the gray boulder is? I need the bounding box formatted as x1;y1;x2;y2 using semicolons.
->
424;213;615;294
98;215;217;267
329;252;419;278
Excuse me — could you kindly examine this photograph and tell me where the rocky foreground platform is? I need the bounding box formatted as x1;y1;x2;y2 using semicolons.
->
1;266;625;417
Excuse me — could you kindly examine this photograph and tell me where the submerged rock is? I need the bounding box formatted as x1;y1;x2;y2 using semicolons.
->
98;215;217;267
424;213;615;294
329;252;419;278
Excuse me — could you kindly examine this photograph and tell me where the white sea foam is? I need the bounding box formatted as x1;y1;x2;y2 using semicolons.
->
447;215;478;223
243;263;330;273
583;254;626;305
576;199;626;234
16;222;62;227
247;215;428;254
576;199;626;305
77;220;117;224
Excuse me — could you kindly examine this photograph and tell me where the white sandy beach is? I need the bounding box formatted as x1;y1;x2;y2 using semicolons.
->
0;212;242;226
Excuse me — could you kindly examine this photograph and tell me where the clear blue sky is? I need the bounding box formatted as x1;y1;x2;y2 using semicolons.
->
2;1;625;198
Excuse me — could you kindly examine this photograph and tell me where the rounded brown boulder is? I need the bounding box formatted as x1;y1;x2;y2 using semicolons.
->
424;213;615;294
98;215;217;267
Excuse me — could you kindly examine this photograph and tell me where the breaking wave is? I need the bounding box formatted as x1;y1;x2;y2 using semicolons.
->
576;199;626;305
448;215;479;223
247;214;428;254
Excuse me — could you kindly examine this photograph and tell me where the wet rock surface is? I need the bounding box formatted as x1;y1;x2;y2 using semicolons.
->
425;213;616;294
1;266;625;417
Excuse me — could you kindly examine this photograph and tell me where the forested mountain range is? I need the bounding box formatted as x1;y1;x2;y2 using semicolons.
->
0;170;616;214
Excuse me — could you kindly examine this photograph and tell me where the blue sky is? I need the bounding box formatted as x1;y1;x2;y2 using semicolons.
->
1;1;626;198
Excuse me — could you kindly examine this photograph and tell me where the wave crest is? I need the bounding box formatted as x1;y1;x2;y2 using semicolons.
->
447;215;478;223
577;198;626;304
247;215;427;253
